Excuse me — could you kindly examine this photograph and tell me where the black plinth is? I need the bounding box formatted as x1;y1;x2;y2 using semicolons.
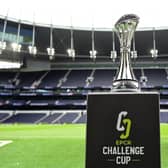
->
86;92;160;168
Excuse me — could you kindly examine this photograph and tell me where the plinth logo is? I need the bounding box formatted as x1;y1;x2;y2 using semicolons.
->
116;111;131;139
102;110;144;165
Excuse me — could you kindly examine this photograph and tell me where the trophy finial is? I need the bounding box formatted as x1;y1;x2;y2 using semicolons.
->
112;14;140;91
115;14;139;50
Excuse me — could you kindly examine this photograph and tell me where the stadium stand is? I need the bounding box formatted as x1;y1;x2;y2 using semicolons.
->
39;113;63;124
0;72;16;86
0;113;10;120
17;71;45;88
0;16;168;124
90;69;115;87
160;111;168;123
39;70;67;88
3;113;46;124
0;110;167;124
61;70;91;87
134;69;142;82
55;112;79;124
144;69;168;86
76;113;87;123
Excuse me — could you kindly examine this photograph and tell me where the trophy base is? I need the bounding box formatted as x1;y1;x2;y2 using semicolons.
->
86;92;160;168
112;79;140;91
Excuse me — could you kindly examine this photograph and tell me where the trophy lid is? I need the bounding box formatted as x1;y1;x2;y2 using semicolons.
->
115;14;139;27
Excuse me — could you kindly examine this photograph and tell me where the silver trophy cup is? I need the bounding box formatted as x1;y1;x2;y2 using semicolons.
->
112;14;140;91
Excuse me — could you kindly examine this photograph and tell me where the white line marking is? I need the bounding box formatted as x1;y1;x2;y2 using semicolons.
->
0;140;13;147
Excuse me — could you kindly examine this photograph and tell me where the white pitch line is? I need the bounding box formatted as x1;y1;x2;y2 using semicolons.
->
0;140;13;147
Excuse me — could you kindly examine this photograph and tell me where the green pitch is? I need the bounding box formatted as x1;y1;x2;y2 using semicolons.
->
0;124;167;168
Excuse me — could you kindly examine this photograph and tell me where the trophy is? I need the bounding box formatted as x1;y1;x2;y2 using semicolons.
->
86;14;160;168
112;14;140;91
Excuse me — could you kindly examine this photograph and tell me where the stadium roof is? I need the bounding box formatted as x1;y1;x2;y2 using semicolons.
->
0;0;168;30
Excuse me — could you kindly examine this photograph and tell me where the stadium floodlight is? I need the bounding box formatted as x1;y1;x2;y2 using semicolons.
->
90;28;97;60
131;34;138;59
47;48;55;56
67;27;75;59
11;42;21;52
47;24;55;60
28;23;37;56
67;48;75;58
151;28;158;58
110;50;117;61
150;49;158;58
47;48;55;60
0;42;6;50
0;15;8;54
110;30;117;62
12;21;22;52
28;45;37;55
131;50;138;59
0;41;6;54
89;50;97;59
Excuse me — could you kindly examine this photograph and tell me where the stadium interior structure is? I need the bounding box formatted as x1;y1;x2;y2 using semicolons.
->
0;16;168;124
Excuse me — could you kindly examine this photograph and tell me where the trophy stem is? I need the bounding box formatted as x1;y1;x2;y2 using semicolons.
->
112;48;139;91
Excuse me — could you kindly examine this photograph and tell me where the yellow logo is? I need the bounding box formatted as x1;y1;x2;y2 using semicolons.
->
116;111;131;139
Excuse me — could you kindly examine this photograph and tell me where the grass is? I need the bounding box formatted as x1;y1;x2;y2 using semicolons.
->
0;124;166;168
